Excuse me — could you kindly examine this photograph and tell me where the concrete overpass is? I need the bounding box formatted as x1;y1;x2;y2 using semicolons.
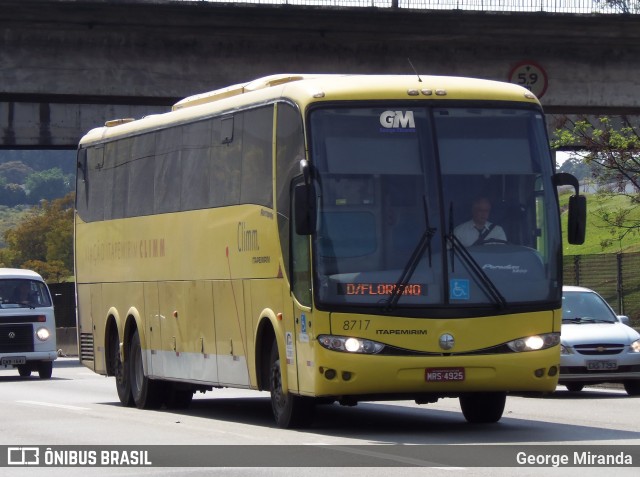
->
2;0;640;147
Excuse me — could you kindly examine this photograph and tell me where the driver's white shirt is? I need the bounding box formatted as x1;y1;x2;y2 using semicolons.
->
453;220;506;247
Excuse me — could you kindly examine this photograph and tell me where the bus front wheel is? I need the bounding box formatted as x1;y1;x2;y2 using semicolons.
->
129;329;163;409
459;392;506;423
269;339;315;428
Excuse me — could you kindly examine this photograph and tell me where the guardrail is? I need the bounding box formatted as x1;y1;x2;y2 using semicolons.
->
180;0;638;15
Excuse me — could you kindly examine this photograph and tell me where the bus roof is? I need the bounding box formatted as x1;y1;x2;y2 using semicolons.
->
79;73;541;146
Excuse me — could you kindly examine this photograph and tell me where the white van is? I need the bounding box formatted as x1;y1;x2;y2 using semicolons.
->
0;268;57;379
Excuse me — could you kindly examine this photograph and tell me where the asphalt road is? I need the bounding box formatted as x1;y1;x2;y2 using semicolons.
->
1;358;638;476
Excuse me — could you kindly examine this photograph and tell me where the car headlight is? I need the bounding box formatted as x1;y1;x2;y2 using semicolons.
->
560;344;572;355
36;327;51;341
631;339;640;353
506;332;560;352
318;335;385;354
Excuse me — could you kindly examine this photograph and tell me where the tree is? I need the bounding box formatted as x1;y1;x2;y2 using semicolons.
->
558;156;591;182
0;183;28;207
0;192;74;281
25;168;73;203
0;161;34;184
552;115;640;250
595;0;640;13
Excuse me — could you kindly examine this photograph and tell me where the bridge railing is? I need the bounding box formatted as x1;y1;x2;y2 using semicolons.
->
183;0;637;14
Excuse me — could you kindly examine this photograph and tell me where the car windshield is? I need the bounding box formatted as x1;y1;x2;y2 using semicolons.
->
0;279;52;308
308;104;561;314
562;290;617;323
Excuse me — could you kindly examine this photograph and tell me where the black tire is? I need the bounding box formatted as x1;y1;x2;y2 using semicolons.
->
164;383;194;409
129;329;164;409
37;361;53;379
624;380;640;396
17;365;31;377
110;330;133;406
459;392;506;424
565;383;584;392
269;339;315;428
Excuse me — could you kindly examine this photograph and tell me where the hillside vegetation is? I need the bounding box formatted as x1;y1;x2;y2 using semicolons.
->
560;190;640;255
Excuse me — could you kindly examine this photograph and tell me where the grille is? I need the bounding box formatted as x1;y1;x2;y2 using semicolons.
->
574;343;625;355
0;324;34;353
561;365;636;374
79;333;94;361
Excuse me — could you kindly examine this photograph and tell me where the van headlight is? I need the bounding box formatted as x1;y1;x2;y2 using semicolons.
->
36;327;51;341
318;335;385;354
506;332;560;352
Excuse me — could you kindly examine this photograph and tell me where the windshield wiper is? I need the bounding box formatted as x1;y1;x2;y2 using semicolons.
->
384;196;436;311
447;202;506;309
562;317;613;324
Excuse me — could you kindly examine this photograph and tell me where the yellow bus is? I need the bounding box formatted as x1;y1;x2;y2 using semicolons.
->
75;74;585;427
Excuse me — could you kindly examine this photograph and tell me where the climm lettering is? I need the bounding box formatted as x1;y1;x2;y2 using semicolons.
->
237;222;259;252
139;238;165;258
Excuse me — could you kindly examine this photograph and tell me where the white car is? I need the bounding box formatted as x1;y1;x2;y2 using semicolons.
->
0;268;57;379
560;285;640;395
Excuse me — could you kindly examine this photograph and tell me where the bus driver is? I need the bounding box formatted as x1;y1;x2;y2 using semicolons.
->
454;197;507;247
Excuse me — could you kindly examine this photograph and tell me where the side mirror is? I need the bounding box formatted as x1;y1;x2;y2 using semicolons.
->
618;315;630;326
294;183;316;235
554;172;586;245
567;194;586;245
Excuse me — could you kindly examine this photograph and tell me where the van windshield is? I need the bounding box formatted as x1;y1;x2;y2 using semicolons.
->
0;279;52;308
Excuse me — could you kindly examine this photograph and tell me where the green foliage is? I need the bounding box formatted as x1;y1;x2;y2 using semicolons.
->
559;191;640;254
0;193;74;282
558;156;590;181
553;115;640;246
25;167;74;203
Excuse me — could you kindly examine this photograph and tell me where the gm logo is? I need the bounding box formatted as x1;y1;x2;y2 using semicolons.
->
379;110;415;129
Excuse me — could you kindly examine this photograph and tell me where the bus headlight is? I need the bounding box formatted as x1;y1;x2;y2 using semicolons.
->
506;332;560;352
36;327;51;341
318;335;385;354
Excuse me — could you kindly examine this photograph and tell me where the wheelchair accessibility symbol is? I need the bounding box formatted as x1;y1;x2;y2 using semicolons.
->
450;279;470;300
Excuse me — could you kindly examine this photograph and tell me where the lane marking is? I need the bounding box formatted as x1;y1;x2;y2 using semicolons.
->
17;400;90;411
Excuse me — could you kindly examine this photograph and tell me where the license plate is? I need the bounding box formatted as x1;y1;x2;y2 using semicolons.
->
425;367;465;382
587;360;618;370
1;357;26;366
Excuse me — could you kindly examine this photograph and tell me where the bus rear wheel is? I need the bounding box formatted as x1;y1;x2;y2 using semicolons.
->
129;329;163;409
269;339;315;428
110;330;133;406
459;392;506;423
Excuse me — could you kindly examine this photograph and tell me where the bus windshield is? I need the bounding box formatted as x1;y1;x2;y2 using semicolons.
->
308;104;561;313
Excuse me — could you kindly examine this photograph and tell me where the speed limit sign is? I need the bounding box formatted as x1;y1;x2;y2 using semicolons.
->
508;61;548;98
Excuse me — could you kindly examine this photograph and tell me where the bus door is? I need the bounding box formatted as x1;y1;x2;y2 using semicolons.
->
290;177;315;394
